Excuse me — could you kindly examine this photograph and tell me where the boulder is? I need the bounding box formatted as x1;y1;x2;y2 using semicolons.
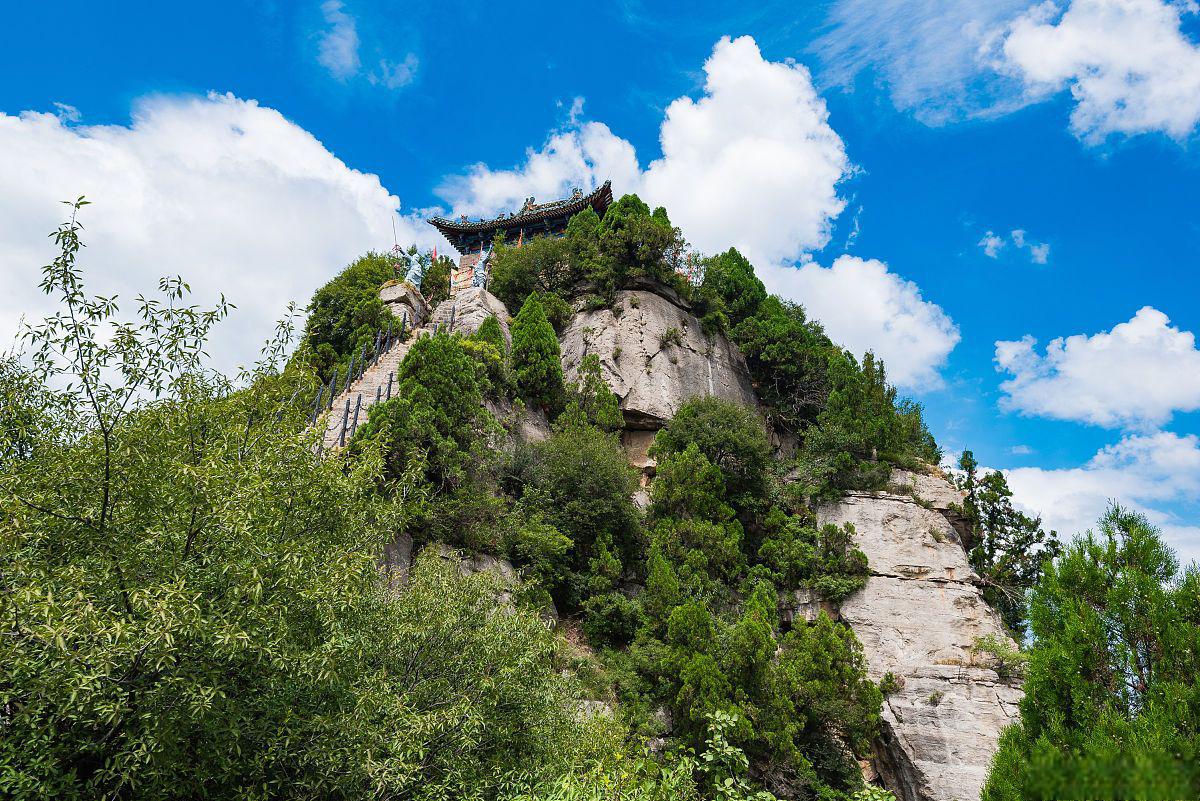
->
559;288;757;429
379;281;430;329
429;287;511;345
819;472;1021;801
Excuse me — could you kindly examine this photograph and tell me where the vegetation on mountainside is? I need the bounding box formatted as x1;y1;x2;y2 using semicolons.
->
511;292;567;413
21;197;1196;801
299;249;453;381
982;506;1200;800
0;203;613;799
490;194;939;496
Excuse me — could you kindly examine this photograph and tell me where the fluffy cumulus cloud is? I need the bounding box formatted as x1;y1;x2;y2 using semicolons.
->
438;36;849;268
996;306;1200;428
765;256;960;389
0;93;437;373
814;0;1200;143
638;35;850;266
1004;431;1200;563
436;36;957;388
1002;0;1200;142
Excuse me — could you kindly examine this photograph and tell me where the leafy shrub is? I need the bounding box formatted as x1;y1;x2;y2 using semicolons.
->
582;592;644;647
650;397;771;505
352;330;487;490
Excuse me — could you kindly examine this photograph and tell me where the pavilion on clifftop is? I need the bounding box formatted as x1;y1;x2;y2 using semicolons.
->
428;180;613;295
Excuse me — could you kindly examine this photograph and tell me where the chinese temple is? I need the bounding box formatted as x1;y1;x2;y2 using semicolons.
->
428;180;613;295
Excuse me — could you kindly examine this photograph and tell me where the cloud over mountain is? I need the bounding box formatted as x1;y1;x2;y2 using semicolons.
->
436;36;955;388
0;93;435;373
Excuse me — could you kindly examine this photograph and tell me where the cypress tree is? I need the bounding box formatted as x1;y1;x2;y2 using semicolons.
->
510;293;565;412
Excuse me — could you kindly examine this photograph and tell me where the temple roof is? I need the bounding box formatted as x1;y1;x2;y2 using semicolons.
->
429;181;613;249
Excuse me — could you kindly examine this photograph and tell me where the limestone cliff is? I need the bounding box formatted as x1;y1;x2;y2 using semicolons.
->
558;288;757;429
818;470;1022;801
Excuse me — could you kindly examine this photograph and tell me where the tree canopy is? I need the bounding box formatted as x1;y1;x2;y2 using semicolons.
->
983;506;1200;801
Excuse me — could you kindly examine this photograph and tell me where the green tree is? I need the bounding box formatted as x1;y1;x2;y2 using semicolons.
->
353;330;487;490
757;508;868;603
801;352;939;492
649;444;746;586
489;236;578;315
301;251;397;379
954;450;1060;637
511;293;566;412
0;201;605;800
982;506;1200;801
650;396;771;506
420;252;454;308
701;248;767;329
563;353;624;432
515;421;640;608
473;314;508;354
730;297;834;434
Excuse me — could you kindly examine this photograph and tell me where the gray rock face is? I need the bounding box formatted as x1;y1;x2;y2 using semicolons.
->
889;469;975;549
380;281;430;329
819;474;1021;801
429;287;511;345
559;288;757;429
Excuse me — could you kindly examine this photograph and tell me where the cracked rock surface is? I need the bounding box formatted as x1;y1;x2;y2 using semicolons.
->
558;288;757;429
819;475;1021;801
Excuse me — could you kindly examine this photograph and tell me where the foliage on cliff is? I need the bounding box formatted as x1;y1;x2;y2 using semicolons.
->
952;451;1061;637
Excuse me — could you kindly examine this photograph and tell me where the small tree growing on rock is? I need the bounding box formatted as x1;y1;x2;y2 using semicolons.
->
511;293;565;413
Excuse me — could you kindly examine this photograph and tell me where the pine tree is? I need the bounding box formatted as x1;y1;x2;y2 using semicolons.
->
511;293;565;412
954;450;1060;637
982;506;1200;800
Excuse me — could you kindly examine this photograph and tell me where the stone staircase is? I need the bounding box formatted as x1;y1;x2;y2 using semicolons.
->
314;286;510;451
318;334;415;450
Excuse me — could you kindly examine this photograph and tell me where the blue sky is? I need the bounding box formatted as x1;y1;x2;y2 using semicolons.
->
2;0;1199;560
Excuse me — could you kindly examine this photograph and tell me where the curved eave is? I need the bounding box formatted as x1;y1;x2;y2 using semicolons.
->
428;181;613;245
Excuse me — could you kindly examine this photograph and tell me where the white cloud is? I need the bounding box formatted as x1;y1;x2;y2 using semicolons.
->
979;230;1006;258
1002;0;1200;142
315;1;418;91
369;53;420;90
815;0;1200;144
638;35;850;267
435;120;641;221
438;35;849;270
764;256;961;389
1005;431;1200;564
0;93;437;374
981;228;1050;262
317;0;361;80
996;306;1200;428
436;36;957;388
1010;444;1034;454
812;0;1034;125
